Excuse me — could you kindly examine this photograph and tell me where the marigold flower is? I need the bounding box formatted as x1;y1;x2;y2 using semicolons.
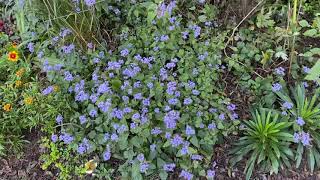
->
15;80;23;87
85;160;97;174
3;104;12;112
16;68;25;77
8;51;19;62
24;97;33;105
53;85;59;92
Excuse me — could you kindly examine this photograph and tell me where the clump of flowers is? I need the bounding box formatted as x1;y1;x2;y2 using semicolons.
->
40;1;240;178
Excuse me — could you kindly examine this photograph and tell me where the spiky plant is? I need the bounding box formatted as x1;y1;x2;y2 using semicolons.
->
230;109;293;180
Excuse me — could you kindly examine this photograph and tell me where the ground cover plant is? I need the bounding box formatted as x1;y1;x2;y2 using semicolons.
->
1;0;320;179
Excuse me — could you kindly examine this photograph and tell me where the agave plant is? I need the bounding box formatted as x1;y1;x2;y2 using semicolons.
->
230;109;293;180
275;83;320;172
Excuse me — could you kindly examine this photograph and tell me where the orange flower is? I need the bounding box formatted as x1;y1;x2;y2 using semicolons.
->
16;68;25;77
8;51;19;62
24;97;33;105
15;80;22;87
53;85;59;92
3;104;12;112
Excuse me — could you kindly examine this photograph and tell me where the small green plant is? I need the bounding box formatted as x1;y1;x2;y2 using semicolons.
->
230;109;293;180
275;84;320;172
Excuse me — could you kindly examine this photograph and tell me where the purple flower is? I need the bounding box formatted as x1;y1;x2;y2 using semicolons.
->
90;94;98;103
64;71;74;81
166;81;177;95
87;42;93;49
179;170;193;180
142;98;151;106
134;93;143;100
42;86;54;95
110;133;118;141
182;31;189;39
154;108;160;113
89;109;98;118
140;163;149;173
98;100;111;113
132;113;141;120
184;98;193;105
171;134;183;147
165;132;172;139
130;122;138;129
123;107;132;113
272;83;282;92
51;134;58;142
117;125;127;134
56;114;63;124
227;103;236;111
191;154;203;161
84;0;95;6
75;91;89;102
293;132;300;143
98;82;111;94
296;117;305;126
192;89;200;95
27;42;34;53
107;61;122;70
151;127;162;135
303;66;310;73
231;113;239;120
111;108;124;120
137;153;145;162
283;102;293;109
208;122;216;130
160;35;169;42
164;110;180;129
163;163;176;172
59;28;72;38
181;145;189;155
59;133;74;144
121;48;129;57
103;146;111;161
122;96;129;103
207;170;216;178
209;108;217;113
303;82;309;88
77;144;86;154
168;98;178;105
147;82;153;89
166;62;176;69
93;57;100;64
186;125;195;135
275;67;285;76
61;44;75;54
104;133;110;142
301;131;311;146
218;113;225;120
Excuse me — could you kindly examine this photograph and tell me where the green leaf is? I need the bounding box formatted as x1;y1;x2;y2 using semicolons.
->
299;20;310;27
198;15;207;22
305;60;320;81
308;149;315;172
303;29;318;37
190;136;200;148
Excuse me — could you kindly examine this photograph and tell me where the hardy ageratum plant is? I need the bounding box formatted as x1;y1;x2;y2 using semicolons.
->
275;83;320;172
38;1;237;179
230;109;293;180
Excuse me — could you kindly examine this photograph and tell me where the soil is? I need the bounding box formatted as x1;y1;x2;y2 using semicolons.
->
0;130;53;180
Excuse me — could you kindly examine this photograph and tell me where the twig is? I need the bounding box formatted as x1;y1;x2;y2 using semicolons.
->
224;0;265;58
